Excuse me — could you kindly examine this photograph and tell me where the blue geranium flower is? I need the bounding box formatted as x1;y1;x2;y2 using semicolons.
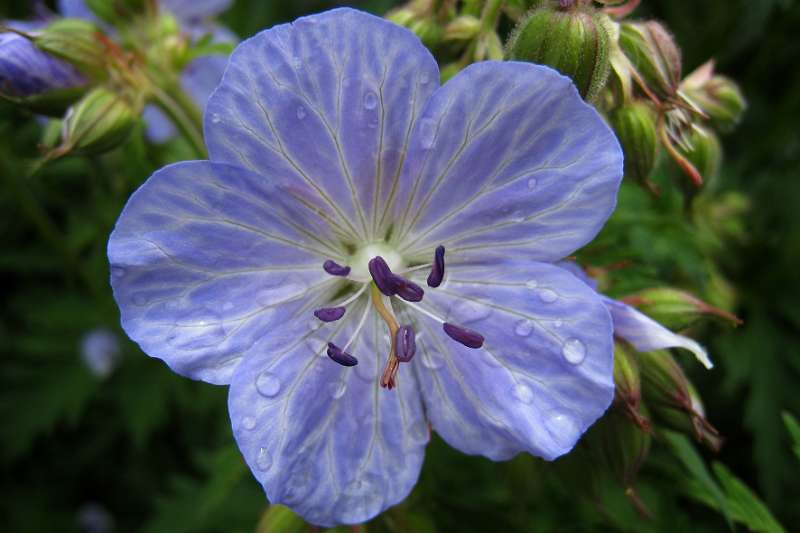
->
108;8;624;526
0;28;86;98
59;0;235;142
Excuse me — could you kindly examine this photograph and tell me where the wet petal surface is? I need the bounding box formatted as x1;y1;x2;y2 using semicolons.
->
229;304;428;526
393;62;622;263
108;161;346;384
401;259;614;460
205;8;439;242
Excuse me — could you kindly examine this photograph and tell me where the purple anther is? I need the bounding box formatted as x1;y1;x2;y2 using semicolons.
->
395;325;416;362
323;259;351;277
327;342;358;366
426;245;446;288
314;307;346;322
443;323;484;349
396;279;424;302
368;256;400;296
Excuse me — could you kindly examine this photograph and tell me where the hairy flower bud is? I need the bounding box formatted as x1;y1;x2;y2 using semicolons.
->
618;20;681;100
589;407;652;488
679;124;722;182
638;349;691;411
86;0;146;24
681;61;746;132
32;19;108;80
609;100;658;184
621;287;742;331
613;343;649;430
506;2;612;101
656;380;723;452
56;87;137;157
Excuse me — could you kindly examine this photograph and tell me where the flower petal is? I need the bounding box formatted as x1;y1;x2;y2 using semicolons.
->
0;31;86;98
602;297;713;369
401;260;614;461
163;0;232;19
228;301;428;526
108;161;347;384
204;8;439;242
393;62;622;263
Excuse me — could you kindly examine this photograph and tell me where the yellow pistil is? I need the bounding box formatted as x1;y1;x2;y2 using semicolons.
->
370;283;401;389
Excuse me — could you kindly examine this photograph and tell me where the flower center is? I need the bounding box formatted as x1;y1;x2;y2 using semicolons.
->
348;242;404;281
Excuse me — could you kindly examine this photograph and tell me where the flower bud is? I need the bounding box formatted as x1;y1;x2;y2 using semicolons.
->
638;349;691;411
681;61;747;132
621;287;742;331
608;101;658;185
613;343;650;431
32;19;108;80
589;406;652;487
0;31;88;114
618;21;681;99
506;2;612;101
474;31;504;62
55;87;137;157
678;124;722;182
86;0;146;25
444;15;481;41
656;381;723;452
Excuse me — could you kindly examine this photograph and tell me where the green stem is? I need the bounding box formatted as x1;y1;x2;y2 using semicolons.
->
148;82;207;158
480;0;504;31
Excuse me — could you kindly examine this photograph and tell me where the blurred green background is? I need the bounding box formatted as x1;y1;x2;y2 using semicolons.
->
1;1;798;531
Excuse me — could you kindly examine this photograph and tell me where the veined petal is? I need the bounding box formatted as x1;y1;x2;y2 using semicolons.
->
394;62;622;262
228;302;428;526
0;32;86;98
205;8;439;242
108;161;347;384
402;260;614;461
603;297;714;369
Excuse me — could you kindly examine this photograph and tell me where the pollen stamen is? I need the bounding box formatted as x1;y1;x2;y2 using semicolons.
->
313;283;368;322
370;284;401;389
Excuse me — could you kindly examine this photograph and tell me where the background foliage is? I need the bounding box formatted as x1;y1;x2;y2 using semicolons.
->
1;0;798;531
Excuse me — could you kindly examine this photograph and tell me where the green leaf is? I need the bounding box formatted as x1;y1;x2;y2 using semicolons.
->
660;430;731;527
782;411;800;462
712;463;786;533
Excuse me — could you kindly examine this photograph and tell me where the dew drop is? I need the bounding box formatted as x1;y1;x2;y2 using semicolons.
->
132;293;147;306
368;117;379;128
329;381;347;399
562;338;587;365
337;476;384;524
296;106;306;120
546;411;581;449
255;370;281;397
525;279;539;289
512;383;534;404
456;300;491;323
527;177;538;190
111;267;126;279
210;113;221;124
363;91;377;109
420;73;430;85
514;319;533;337
410;421;429;443
418;118;437;149
255;447;272;471
242;416;256;430
537;288;559;303
553;319;563;328
292;56;302;69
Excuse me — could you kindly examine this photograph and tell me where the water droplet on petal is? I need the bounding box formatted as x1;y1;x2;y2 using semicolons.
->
525;279;539;289
256;370;281;397
363;91;377;109
420;73;430;85
419;118;437;149
514;319;533;337
329;380;347;399
527;177;538;190
210;113;221;124
456;300;491;323
255;447;272;471
242;416;256;430
337;475;384;524
553;319;563;328
111;267;126;279
537;288;559;303
296;106;306;120
546;411;581;450
512;383;534;404
562;338;586;365
292;56;302;69
132;293;148;306
410;421;429;443
368;117;379;128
